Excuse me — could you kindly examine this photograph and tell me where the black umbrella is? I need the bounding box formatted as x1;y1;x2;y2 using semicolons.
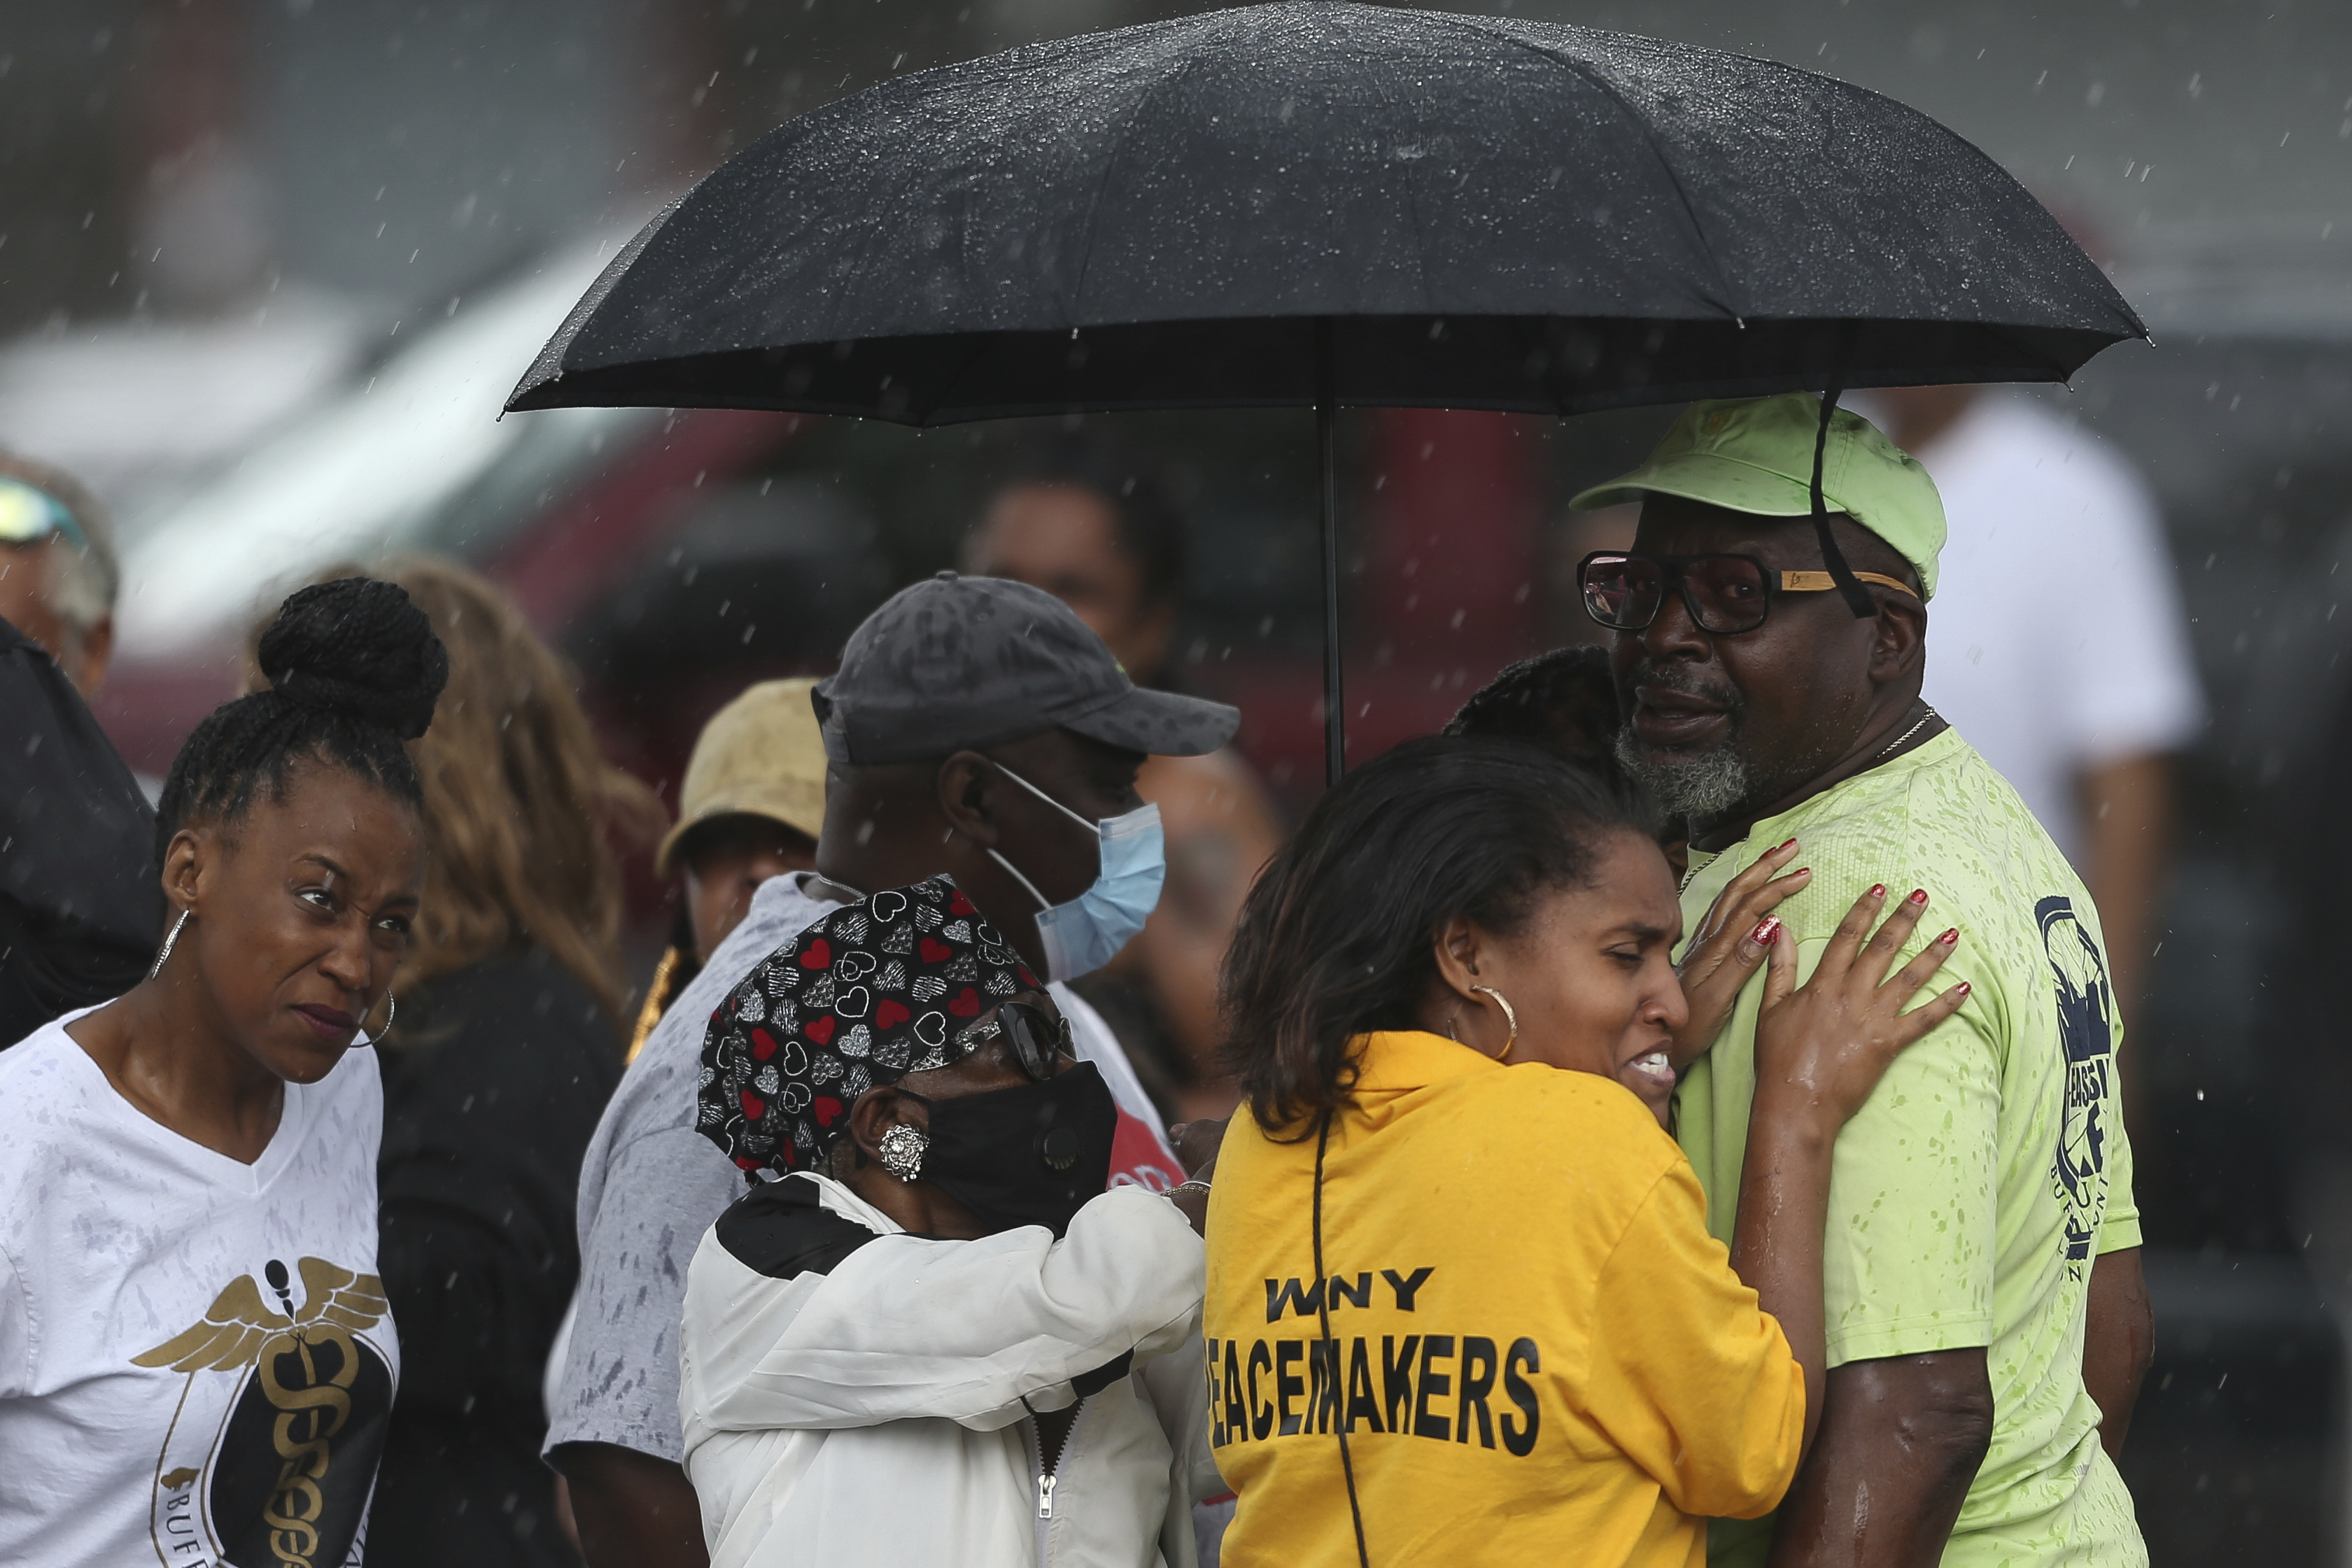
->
510;1;2143;782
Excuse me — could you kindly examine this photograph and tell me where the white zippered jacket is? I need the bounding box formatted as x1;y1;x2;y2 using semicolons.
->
679;1172;1219;1567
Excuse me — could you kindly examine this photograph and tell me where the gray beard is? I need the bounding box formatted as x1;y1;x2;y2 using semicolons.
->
1612;725;1754;821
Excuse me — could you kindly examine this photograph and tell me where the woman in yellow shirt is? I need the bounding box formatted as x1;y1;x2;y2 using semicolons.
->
1204;736;1965;1568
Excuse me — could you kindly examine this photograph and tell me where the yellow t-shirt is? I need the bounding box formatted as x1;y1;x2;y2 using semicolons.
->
1204;1030;1804;1568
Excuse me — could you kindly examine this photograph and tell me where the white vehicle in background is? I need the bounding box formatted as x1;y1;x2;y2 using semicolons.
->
90;237;878;782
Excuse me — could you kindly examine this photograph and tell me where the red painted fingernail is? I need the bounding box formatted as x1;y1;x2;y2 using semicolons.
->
1957;982;1972;998
1940;928;1959;945
1908;889;1929;905
1778;838;1798;852
1869;884;1886;898
1750;917;1781;945
1791;866;1810;877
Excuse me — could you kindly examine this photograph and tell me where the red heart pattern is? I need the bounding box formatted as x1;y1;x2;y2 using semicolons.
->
707;874;1037;1179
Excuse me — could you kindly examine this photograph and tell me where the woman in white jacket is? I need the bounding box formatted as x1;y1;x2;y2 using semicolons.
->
679;874;1219;1567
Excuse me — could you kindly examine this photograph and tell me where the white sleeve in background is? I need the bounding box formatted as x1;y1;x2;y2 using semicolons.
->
2043;438;2205;765
1917;397;2204;861
682;1183;1203;1437
1945;398;2204;769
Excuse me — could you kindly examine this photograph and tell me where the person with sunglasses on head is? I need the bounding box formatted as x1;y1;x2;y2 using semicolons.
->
549;571;1239;1568
0;453;118;698
1571;393;2150;1568
0;455;159;1047
677;875;1218;1567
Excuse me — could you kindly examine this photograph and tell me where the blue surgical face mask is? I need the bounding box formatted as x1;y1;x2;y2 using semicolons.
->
986;765;1166;982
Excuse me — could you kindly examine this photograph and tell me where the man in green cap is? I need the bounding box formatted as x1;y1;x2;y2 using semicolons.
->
1572;391;2150;1568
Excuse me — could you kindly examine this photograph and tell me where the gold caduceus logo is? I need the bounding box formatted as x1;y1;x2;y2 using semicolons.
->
135;1259;388;1568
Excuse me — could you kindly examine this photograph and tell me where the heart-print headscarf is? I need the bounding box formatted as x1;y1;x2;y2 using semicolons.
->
698;873;1041;1174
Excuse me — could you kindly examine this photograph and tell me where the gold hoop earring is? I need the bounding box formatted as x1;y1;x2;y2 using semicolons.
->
1467;984;1519;1064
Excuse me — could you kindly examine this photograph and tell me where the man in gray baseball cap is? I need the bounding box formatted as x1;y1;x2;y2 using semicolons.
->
810;570;1237;987
551;572;1238;1567
814;568;1237;764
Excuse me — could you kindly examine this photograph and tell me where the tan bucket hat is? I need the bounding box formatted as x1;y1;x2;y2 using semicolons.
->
654;677;829;877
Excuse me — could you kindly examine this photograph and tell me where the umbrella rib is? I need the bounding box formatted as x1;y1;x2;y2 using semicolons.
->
1437;15;1740;318
1067;42;1213;317
1343;24;1442;312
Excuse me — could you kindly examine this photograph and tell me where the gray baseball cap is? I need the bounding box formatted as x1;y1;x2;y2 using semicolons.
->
812;572;1240;765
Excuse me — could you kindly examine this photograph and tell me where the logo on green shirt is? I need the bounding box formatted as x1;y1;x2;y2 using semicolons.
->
2038;895;2114;1274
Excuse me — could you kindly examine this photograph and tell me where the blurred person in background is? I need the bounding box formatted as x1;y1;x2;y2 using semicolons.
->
1443;644;1625;764
0;452;118;697
965;436;1283;1119
301;559;665;1568
549;572;1234;1568
0;455;160;1045
0;579;441;1564
1442;644;1694;877
679;877;1220;1567
628;678;826;1061
1869;386;2201;1057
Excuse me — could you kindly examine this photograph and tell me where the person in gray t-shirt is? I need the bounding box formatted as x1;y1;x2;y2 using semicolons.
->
555;889;835;1425
550;573;1239;1567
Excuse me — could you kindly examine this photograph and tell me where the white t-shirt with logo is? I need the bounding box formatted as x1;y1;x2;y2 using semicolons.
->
0;1008;400;1567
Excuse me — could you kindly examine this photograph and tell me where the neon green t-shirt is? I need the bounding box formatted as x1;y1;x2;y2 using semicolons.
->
1674;729;2145;1568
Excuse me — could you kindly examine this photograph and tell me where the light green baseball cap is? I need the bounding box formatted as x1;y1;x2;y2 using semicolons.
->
1571;393;1946;600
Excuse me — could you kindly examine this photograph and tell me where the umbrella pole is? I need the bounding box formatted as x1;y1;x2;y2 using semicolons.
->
1317;323;1344;787
1319;400;1344;786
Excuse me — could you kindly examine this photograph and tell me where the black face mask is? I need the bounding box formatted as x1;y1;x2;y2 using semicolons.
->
915;1062;1118;1238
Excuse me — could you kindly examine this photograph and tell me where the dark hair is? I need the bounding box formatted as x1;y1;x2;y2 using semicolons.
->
997;435;1187;606
1220;735;1648;1131
157;578;448;858
1444;645;1621;761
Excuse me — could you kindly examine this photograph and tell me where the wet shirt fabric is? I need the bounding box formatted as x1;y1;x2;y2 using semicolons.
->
1673;728;2144;1568
1204;1030;1803;1568
678;1171;1218;1568
0;1009;399;1567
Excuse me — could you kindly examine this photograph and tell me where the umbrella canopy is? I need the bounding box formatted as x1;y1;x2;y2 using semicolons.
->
508;1;2145;782
509;1;2141;421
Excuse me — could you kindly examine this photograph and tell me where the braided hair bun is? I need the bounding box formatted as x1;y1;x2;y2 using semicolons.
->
259;578;448;739
155;577;450;858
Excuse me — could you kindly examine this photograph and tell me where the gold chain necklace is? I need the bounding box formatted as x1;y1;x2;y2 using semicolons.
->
1874;705;1941;763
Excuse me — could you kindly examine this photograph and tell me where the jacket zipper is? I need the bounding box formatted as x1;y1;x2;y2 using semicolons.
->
1029;1398;1093;1559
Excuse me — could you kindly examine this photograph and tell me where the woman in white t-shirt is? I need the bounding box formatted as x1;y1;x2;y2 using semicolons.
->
0;577;447;1567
